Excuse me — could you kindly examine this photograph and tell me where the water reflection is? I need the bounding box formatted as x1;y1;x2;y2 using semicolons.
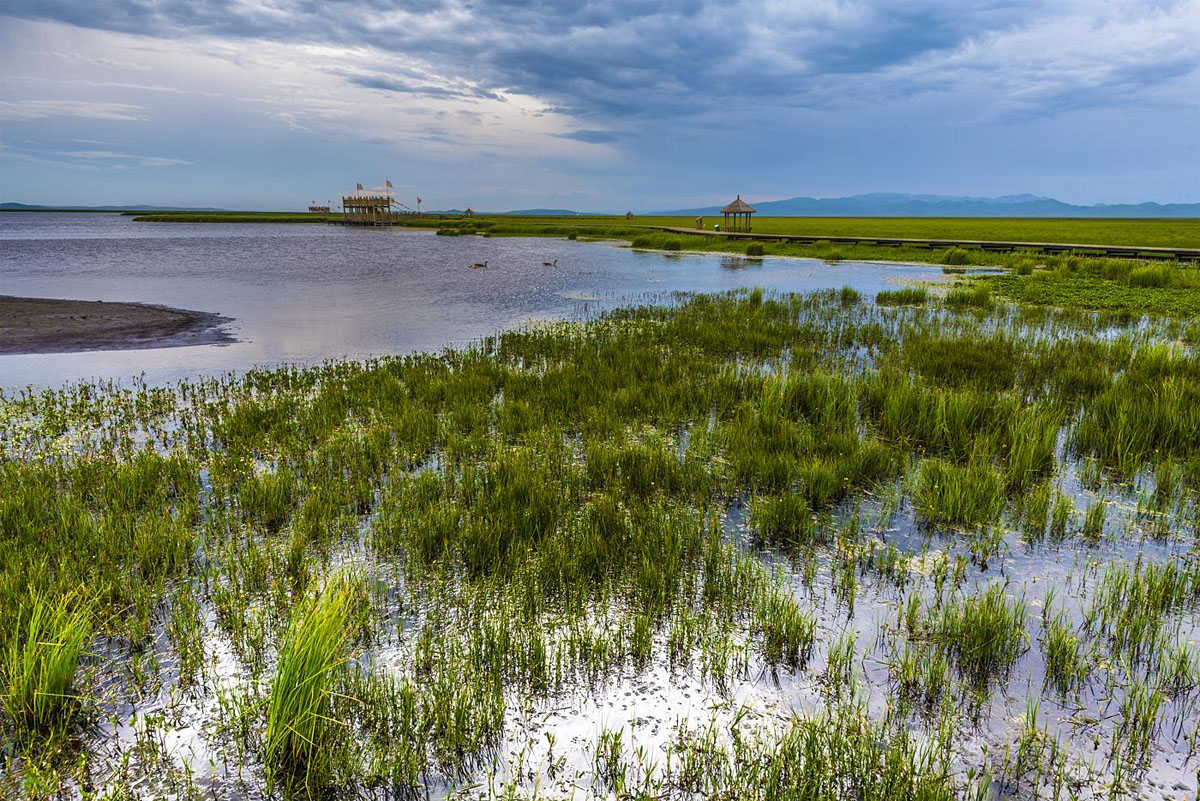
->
1;213;949;388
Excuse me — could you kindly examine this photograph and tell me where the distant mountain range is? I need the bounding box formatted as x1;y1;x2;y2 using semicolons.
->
430;208;589;216
651;193;1200;218
493;208;591;216
0;202;226;211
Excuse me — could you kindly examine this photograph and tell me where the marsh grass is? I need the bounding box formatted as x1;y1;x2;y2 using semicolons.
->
669;703;954;799
2;591;93;738
750;493;819;548
914;458;1004;528
890;642;951;712
944;284;993;309
1041;606;1090;696
940;247;972;266
922;583;1028;688
3;286;1199;797
264;575;366;792
876;287;928;305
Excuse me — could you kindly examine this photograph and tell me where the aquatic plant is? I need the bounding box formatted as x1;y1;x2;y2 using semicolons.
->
924;583;1028;688
4;285;1199;797
940;247;972;266
264;576;365;791
914;458;1004;528
875;287;928;305
1;590;92;738
943;283;993;309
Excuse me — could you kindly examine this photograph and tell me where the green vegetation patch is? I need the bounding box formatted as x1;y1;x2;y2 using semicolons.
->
2;287;1198;798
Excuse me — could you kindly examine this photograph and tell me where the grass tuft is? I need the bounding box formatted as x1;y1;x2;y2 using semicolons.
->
2;590;93;739
264;575;365;792
875;287;928;305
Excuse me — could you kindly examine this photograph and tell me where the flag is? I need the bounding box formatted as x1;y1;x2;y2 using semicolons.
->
356;182;363;190
416;196;422;204
386;179;393;189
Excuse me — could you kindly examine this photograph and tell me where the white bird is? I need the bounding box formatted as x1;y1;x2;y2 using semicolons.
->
542;258;558;267
469;260;489;269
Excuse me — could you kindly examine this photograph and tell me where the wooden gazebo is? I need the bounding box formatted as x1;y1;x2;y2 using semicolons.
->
720;195;755;232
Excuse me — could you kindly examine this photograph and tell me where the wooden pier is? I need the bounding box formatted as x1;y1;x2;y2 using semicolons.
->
646;226;1200;262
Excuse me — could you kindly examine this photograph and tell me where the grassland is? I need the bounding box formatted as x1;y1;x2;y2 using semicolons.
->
496;214;1200;248
129;210;1199;249
2;273;1199;798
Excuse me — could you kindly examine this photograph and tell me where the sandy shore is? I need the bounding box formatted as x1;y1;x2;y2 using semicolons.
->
0;295;234;355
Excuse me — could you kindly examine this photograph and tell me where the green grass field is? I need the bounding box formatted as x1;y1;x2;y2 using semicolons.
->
505;215;1200;249
128;210;1199;248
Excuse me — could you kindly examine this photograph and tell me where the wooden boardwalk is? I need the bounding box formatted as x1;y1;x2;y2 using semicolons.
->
647;226;1200;262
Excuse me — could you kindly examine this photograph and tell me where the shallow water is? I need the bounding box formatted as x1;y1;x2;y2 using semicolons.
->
0;213;947;388
6;215;1197;800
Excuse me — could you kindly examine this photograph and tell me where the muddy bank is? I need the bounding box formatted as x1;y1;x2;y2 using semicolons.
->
0;295;233;354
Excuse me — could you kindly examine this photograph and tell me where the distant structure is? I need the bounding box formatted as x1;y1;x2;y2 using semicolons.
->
342;180;415;225
695;216;704;230
720;195;755;232
461;207;474;218
625;211;634;220
308;205;331;213
342;193;396;225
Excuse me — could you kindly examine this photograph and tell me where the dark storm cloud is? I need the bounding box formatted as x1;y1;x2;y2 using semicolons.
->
343;73;503;101
3;0;1197;130
0;0;1021;117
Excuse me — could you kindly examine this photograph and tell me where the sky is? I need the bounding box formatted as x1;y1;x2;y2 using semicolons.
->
1;0;1198;211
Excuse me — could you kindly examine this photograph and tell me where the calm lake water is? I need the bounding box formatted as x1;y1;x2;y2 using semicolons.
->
1;213;946;388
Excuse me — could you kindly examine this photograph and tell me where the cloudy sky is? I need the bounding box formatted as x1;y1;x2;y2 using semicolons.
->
1;0;1198;211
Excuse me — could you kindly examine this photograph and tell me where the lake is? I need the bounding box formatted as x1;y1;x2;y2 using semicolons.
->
0;213;946;388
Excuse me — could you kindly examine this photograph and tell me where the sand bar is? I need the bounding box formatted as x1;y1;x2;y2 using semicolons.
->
0;295;233;354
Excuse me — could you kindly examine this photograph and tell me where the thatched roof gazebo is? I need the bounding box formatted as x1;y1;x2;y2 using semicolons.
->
720;195;755;232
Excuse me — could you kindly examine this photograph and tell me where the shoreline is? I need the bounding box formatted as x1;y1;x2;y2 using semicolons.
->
0;295;235;355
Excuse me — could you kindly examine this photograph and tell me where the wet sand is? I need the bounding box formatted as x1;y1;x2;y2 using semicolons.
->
0;295;233;354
